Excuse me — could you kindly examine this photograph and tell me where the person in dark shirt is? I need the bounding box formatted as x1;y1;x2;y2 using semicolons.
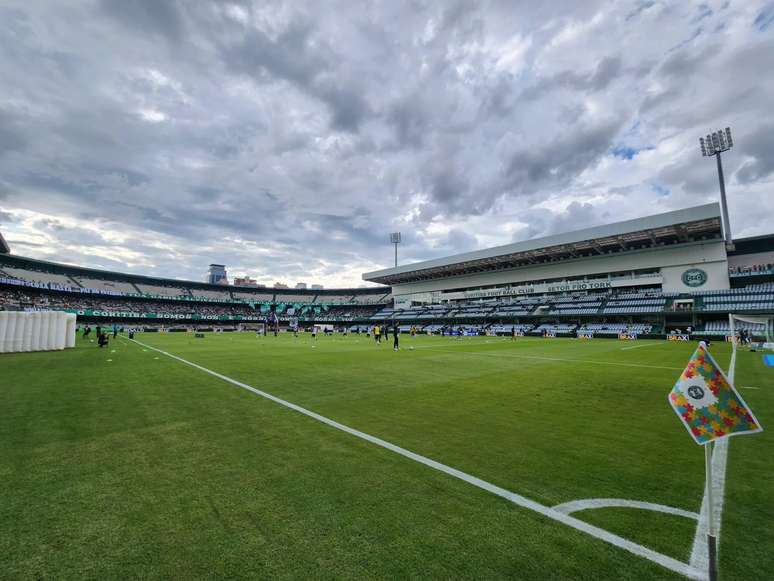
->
98;332;108;348
393;324;399;351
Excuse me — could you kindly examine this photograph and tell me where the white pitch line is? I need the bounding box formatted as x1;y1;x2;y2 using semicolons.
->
553;498;699;521
126;337;704;580
621;343;665;351
419;346;683;371
689;348;735;574
740;386;759;390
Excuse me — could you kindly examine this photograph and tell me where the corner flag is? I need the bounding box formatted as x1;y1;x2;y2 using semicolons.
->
668;341;762;445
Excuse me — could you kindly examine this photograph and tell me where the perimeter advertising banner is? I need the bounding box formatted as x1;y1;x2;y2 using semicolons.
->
618;333;638;340
668;334;691;341
577;331;594;339
31;308;263;321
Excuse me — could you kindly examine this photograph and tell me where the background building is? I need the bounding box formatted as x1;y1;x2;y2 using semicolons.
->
207;264;228;285
233;276;259;287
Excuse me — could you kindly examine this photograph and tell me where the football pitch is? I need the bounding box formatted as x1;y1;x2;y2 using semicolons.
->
1;333;771;580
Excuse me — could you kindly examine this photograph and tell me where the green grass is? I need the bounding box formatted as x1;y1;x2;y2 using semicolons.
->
1;333;771;580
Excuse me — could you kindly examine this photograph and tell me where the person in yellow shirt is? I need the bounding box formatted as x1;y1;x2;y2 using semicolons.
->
374;325;381;344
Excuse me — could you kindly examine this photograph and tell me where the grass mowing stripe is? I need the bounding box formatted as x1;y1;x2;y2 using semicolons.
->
127;336;705;581
420;345;684;371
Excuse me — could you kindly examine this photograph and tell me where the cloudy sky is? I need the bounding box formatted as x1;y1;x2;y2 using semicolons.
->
0;1;773;287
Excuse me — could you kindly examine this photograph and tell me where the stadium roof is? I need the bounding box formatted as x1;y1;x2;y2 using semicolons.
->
363;203;723;285
0;230;9;254
727;233;774;256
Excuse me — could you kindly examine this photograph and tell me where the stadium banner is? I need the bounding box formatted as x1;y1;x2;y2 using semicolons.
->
667;334;690;341
577;331;594;339
668;341;762;445
618;333;638;340
454;274;662;300
30;308;263;322
725;335;736;342
543;331;557;338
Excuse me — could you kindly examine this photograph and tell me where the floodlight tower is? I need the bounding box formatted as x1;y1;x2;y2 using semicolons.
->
390;232;401;267
699;127;734;247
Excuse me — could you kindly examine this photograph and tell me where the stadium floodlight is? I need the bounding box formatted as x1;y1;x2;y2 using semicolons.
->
390;232;402;267
699;127;734;246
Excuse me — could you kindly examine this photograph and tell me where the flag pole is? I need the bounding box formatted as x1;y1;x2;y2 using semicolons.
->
705;441;718;581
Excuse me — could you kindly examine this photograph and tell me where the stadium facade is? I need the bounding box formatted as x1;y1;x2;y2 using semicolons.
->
364;204;760;304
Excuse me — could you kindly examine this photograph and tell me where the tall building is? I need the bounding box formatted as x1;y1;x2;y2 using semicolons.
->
295;282;307;289
207;264;228;285
311;284;324;290
273;282;289;289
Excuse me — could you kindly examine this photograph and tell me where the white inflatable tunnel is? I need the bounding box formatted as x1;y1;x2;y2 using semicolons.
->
65;313;77;348
0;311;79;354
0;312;9;351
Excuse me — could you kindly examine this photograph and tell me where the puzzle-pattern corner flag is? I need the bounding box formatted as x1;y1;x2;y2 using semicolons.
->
669;341;763;445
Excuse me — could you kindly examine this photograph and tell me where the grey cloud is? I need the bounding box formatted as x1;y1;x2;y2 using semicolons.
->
625;1;657;22
589;56;623;89
99;0;184;41
221;22;371;132
514;201;604;241
505;118;625;192
0;0;771;284
440;228;478;253
521;56;624;101
387;95;430;148
735;123;774;184
658;154;718;196
0;110;27;157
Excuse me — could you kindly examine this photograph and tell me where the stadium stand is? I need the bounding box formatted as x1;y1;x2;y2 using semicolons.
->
231;289;275;302
353;292;392;304
578;323;654;335
3;266;79;288
422;324;444;333
489;324;534;335
534;323;577;335
697;320;767;336
134;283;191;297
72;276;138;294
185;287;230;300
315;294;355;304
274;293;316;303
2;205;772;334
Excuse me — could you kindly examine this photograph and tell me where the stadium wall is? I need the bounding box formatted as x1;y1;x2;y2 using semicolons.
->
389;240;729;302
